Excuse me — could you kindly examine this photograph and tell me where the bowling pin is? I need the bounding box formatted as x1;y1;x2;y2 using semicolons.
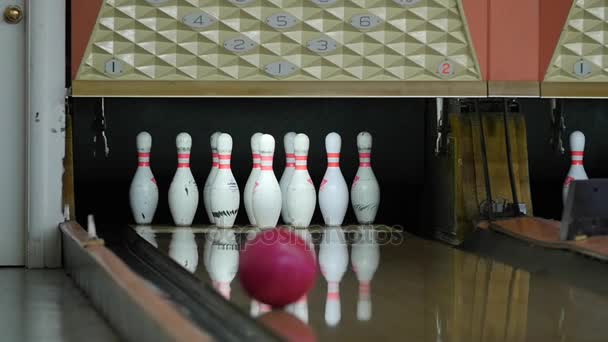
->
207;229;239;299
351;226;379;321
286;134;316;228
203;132;222;223
129;132;159;224
563;130;588;204
318;227;348;326
168;133;199;226
210;134;240;228
319;132;349;226
168;228;199;273
351;132;380;224
244;133;264;226
252;134;282;228
280;132;297;224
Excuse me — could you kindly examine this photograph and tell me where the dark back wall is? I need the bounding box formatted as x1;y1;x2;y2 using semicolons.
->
73;98;426;230
72;98;608;232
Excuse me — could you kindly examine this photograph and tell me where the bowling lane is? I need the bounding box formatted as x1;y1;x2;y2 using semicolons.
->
133;225;608;342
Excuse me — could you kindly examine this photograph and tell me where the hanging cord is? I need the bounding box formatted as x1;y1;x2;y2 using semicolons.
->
503;99;521;216
476;99;494;221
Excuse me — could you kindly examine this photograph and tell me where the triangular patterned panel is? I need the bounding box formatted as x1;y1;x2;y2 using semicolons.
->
76;0;481;81
545;0;608;82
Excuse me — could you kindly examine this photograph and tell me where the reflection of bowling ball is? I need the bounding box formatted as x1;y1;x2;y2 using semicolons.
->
239;228;316;307
259;311;317;342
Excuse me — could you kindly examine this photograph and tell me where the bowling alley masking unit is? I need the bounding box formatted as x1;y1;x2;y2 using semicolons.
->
70;0;486;97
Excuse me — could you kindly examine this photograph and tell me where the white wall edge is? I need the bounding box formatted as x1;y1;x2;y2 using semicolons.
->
26;0;66;268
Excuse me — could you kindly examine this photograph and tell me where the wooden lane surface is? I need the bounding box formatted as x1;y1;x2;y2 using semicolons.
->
480;217;608;261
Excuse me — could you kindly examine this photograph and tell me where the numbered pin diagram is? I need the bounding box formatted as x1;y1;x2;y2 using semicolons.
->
350;14;382;30
264;61;298;78
437;60;455;79
311;0;338;5
104;58;124;77
307;37;338;54
145;0;169;5
182;12;215;29
393;0;422;5
266;13;298;29
228;0;255;5
224;36;257;53
573;59;592;78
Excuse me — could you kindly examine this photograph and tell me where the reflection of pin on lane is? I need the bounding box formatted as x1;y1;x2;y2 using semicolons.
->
351;132;380;224
129;132;159;225
203;132;222;224
319;227;348;326
168;133;199;226
207;229;239;300
563;131;588;204
210;133;240;228
168;228;199;273
352;226;379;321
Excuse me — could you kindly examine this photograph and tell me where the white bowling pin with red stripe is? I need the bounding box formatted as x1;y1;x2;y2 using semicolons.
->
210;133;240;228
319;132;349;226
244;133;264;225
280;132;297;224
252;134;282;229
286;134;316;228
563;131;588;204
129;132;159;224
168;133;199;226
351;132;380;224
351;226;379;321
319;227;348;326
203;132;222;223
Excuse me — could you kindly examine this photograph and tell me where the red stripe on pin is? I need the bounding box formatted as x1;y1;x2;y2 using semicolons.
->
286;153;295;158
571;151;584;156
359;153;371;158
295;155;307;161
261;155;273;161
328;162;340;167
138;152;150;157
177;163;190;168
572;161;583;165
212;163;219;167
327;292;339;300
177;153;190;158
327;153;340;158
138;162;150;167
295;165;307;170
360;162;371;167
286;163;295;167
219;164;231;169
261;166;273;171
219;154;231;160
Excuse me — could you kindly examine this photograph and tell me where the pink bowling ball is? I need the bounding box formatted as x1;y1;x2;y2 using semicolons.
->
239;228;317;308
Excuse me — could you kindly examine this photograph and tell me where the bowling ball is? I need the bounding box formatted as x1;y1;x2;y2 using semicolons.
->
259;311;317;342
239;228;316;307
